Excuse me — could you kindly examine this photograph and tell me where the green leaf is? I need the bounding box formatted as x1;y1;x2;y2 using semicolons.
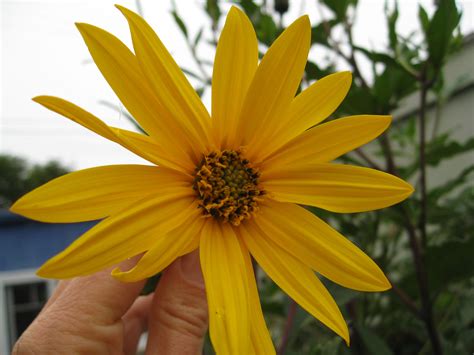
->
338;85;376;115
205;0;221;25
372;63;417;111
418;5;429;36
354;46;398;67
427;238;474;292
171;10;188;38
311;20;339;46
234;0;258;17
193;27;204;48
426;135;474;167
400;135;474;179
256;13;278;46
390;115;416;149
195;87;205;98
427;0;461;68
304;60;334;81
356;324;394;355
321;0;356;22
385;1;399;52
428;186;474;237
401;195;474;296
428;165;474;204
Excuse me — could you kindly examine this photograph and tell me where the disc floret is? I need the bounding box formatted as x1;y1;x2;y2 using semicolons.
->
193;150;265;226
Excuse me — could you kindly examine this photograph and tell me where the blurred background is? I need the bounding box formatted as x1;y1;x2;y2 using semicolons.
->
1;0;473;354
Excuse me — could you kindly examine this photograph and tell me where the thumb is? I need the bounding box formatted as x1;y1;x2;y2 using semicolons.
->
146;250;209;355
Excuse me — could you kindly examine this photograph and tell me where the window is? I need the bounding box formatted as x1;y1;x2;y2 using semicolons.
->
5;281;48;349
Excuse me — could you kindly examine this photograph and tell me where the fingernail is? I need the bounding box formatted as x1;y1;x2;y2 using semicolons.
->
179;250;204;289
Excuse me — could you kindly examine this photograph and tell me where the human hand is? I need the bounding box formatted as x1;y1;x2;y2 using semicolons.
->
12;251;209;355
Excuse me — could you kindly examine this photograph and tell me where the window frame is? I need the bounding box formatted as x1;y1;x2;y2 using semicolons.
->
0;269;56;354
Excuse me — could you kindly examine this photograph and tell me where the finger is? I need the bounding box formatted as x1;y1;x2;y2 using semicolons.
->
47;257;146;324
40;280;71;314
15;258;146;354
122;294;154;355
146;250;208;355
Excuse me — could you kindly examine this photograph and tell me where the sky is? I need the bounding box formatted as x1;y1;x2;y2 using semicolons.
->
1;0;473;170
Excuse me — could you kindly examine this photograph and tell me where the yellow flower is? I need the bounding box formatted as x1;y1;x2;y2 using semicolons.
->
11;5;413;353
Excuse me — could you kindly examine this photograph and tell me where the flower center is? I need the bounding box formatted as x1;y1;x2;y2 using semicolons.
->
193;150;265;226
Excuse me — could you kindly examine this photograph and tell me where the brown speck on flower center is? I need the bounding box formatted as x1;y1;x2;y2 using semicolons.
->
193;150;265;226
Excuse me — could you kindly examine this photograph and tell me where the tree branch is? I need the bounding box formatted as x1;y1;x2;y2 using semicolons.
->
389;278;421;318
416;70;443;355
277;299;297;355
418;78;429;249
354;147;384;171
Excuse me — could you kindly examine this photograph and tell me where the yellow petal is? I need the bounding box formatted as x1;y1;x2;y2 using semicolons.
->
262;115;391;168
263;163;414;212
10;165;190;223
37;191;195;279
258;72;352;159
287;71;352;133
75;23;194;167
212;6;258;149
33;96;116;142
112;205;204;282
257;201;391;291
240;221;349;344
32;96;193;173
200;221;250;354
116;5;211;160
238;237;276;354
237;15;311;159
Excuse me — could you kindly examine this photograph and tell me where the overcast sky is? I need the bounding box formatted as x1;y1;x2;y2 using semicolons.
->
1;0;473;170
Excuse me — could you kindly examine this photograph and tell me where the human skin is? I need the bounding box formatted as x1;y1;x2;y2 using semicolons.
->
12;251;209;355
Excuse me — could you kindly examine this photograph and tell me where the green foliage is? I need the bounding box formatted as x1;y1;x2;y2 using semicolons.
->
426;237;474;291
386;1;399;52
205;0;221;27
425;0;462;68
233;0;279;46
356;324;394;355
311;20;338;46
426;135;474;167
171;9;188;38
321;0;357;22
0;154;69;208
372;63;417;111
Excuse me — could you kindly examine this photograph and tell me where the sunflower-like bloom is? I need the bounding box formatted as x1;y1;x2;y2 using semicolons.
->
12;5;413;353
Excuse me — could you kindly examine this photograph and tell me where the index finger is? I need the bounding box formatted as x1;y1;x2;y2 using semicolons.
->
43;257;146;324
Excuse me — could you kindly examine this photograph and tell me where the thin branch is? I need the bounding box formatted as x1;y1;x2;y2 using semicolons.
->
384;135;442;355
344;21;369;90
383;130;441;355
389;278;420;318
277;299;297;355
315;2;443;352
378;133;398;175
418;79;429;249
417;70;443;355
354;148;383;171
